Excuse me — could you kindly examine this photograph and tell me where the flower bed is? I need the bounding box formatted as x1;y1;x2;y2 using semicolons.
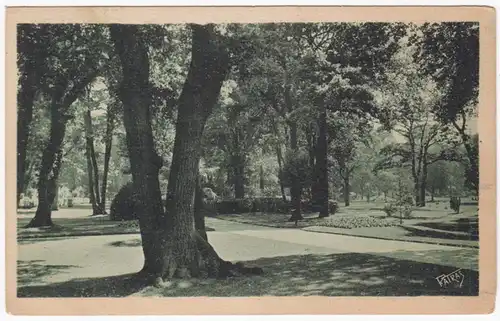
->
315;216;400;229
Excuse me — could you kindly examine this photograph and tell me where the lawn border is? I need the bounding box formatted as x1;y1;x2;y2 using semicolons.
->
214;216;479;249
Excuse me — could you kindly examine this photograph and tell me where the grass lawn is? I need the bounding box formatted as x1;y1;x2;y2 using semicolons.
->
216;200;479;247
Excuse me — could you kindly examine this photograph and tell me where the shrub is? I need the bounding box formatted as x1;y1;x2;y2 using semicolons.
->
110;183;139;221
19;195;35;209
383;203;397;217
216;197;289;214
401;204;413;218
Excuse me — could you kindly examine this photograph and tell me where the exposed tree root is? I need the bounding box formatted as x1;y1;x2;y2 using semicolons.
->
140;230;263;288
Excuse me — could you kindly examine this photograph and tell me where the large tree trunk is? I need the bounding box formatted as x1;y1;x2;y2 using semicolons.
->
111;24;168;279
316;100;329;218
26;112;66;228
111;24;263;284
99;105;115;212
163;24;231;278
194;175;208;241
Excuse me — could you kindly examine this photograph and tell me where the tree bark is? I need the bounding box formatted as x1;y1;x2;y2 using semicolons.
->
285;83;302;221
26;112;66;228
110;24;264;283
343;175;350;207
84;108;105;215
316;100;329;218
26;59;99;226
99;105;115;212
111;24;167;278
194;175;208;241
163;24;230;278
275;145;287;202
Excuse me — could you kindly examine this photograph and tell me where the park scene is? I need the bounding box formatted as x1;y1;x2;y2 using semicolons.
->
16;22;479;297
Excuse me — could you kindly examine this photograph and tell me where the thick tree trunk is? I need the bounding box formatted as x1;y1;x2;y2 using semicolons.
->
194;175;208;241
163;24;231;278
343;176;350;207
26;118;66;228
419;162;428;207
316;100;329;218
111;24;167;279
431;185;435;202
100;106;115;212
111;24;263;283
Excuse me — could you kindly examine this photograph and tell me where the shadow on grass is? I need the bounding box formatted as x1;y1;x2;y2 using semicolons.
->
108;239;142;247
17;260;81;287
18;236;83;245
17;252;478;298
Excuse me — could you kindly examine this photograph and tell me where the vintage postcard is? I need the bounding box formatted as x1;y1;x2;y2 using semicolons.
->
4;5;497;315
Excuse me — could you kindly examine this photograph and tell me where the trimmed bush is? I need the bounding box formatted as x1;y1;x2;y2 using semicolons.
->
316;216;399;229
110;183;139;221
216;197;289;215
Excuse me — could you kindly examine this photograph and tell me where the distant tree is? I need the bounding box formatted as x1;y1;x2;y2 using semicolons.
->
415;22;479;192
375;43;462;207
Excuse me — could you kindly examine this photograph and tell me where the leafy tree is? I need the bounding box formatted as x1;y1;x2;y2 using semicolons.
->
26;24;111;227
375;43;462;207
415;22;479;192
111;24;263;283
17;24;51;204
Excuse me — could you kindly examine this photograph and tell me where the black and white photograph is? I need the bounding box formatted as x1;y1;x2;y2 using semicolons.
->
7;6;496;315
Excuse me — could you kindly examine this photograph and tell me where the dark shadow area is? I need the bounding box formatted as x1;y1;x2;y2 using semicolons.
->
108;239;142;247
17;272;147;297
17;260;81;287
18;235;83;245
419;217;478;235
17;252;478;298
